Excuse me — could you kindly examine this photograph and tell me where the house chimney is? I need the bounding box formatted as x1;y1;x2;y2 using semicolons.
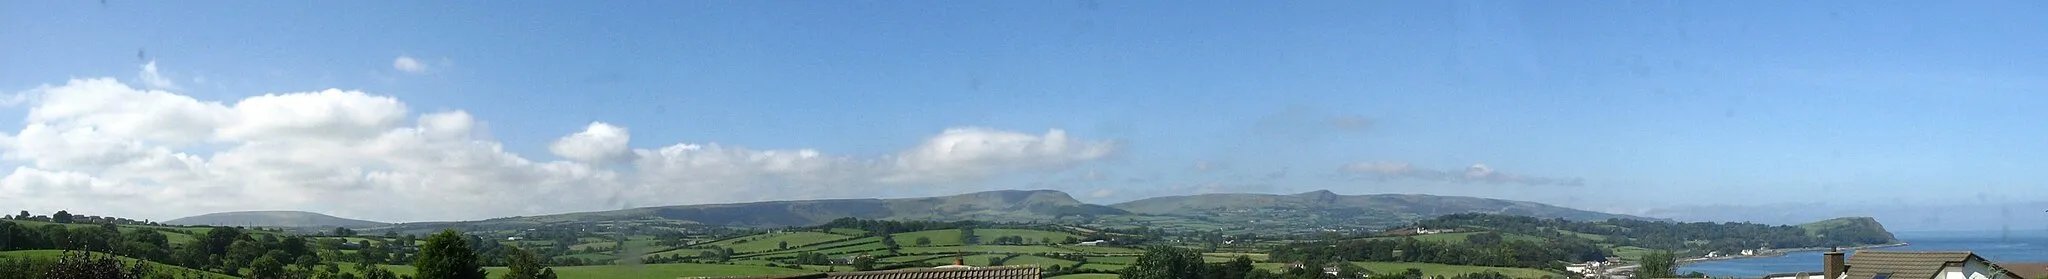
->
1824;247;1846;279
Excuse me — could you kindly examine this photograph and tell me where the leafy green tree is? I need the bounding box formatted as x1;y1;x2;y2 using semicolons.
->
415;230;488;279
334;227;357;237
501;246;555;279
249;253;288;279
51;211;72;224
1633;250;1677;279
851;255;876;271
14;210;27;220
1122;246;1206;279
959;227;978;245
915;237;931;246
778;241;788;250
1220;256;1256;279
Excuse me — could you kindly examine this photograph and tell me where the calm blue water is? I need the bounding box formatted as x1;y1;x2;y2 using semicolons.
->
1680;230;2048;278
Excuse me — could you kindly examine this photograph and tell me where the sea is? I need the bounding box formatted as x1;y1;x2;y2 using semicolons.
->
1679;230;2048;278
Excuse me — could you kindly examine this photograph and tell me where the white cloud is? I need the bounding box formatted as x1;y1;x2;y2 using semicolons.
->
138;61;180;90
220;89;408;142
550;122;633;163
0;77;1115;222
885;128;1114;183
393;56;428;74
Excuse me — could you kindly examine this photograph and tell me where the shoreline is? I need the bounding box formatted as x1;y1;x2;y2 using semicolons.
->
1678;242;1911;265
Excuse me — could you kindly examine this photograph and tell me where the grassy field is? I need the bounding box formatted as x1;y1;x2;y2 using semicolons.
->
1086;256;1136;265
641;248;715;260
355;262;813;279
1056;245;1144;254
827;228;867;236
892;229;1080;246
705;232;855;253
1365;232;1546;244
1611;246;1655;260
1003;255;1078;267
1074;263;1129;271
899;245;1071;254
0;250;239;279
1557;229;1608;241
1251;261;1559;279
2;220;209;245
1203;252;1269;261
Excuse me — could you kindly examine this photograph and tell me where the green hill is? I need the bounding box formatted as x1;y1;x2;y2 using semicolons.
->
1796;216;1899;244
1111;190;1652;230
410;190;1128;229
166;211;387;228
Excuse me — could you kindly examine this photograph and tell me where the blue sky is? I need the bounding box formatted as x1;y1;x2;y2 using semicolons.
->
3;1;2046;223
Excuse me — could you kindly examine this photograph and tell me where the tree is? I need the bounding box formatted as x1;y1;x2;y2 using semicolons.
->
915;237;931;246
249;253;288;279
1633;250;1677;279
851;255;876;271
334;227;357;237
959;227;978;245
14;210;27;220
415;230;488;279
1122;246;1206;279
52;210;73;224
778;241;788;250
501;246;555;279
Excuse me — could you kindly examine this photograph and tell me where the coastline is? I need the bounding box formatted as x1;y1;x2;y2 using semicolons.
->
1678;242;1911;265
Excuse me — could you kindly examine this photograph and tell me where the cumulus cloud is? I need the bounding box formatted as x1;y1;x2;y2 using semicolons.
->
1341;161;1584;186
393;56;428;74
138;61;179;90
550;122;634;163
883;128;1115;183
0;77;1114;221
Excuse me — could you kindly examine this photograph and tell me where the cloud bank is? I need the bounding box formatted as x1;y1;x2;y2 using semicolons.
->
0;76;1115;222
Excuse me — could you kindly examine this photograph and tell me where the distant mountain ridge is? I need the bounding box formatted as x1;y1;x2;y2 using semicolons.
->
1111;190;1657;229
224;189;1656;234
498;189;1127;228
166;211;386;228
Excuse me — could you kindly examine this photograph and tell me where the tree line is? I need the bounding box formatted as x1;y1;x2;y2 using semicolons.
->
1420;213;1896;256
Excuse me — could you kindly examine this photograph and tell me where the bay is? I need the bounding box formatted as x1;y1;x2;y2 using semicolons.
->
1680;230;2048;278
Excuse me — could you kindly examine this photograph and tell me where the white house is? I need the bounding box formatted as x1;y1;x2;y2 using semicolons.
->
1742;249;1757;256
1076;240;1107;246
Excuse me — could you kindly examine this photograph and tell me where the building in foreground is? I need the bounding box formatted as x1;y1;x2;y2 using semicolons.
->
1757;249;2024;279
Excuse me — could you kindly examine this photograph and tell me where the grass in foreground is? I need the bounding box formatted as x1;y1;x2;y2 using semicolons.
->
354;262;812;279
0;250;239;279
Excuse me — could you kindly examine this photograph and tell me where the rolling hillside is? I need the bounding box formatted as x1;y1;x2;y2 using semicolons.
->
1111;190;1652;229
166;211;387;228
353;189;1658;235
464;190;1127;228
